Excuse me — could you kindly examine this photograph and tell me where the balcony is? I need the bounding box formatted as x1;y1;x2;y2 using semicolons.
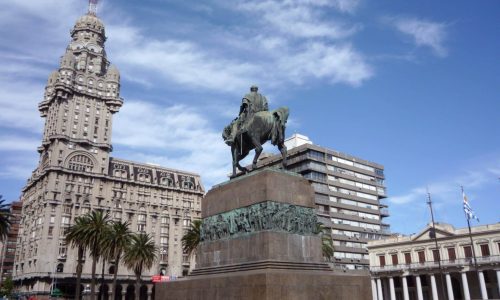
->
380;208;390;217
380;224;390;234
370;255;500;273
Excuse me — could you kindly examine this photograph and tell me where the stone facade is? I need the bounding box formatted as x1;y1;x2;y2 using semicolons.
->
368;222;500;300
13;9;204;299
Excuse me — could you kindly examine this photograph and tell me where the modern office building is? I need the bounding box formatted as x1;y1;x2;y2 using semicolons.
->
254;133;390;270
368;222;500;300
0;201;22;283
13;5;204;299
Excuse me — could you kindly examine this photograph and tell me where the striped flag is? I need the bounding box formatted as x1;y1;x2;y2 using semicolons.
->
463;191;479;222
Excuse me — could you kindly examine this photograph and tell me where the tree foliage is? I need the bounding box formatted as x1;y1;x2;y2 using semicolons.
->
0;196;11;239
315;222;334;261
123;233;157;300
182;219;201;258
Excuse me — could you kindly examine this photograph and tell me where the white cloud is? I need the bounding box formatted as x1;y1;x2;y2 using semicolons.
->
278;42;373;86
0;136;40;152
237;0;359;39
392;17;448;57
113;101;231;187
389;165;500;206
0;78;44;133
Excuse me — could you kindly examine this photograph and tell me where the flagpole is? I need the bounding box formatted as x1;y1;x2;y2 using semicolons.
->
427;191;447;300
462;186;480;282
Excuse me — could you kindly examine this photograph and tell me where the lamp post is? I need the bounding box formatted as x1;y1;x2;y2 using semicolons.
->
83;284;91;300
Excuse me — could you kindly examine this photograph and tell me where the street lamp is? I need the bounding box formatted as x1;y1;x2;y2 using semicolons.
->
83;284;91;300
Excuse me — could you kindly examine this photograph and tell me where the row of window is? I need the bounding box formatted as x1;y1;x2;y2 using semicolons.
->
377;243;498;267
334;251;369;260
331;218;381;230
332;229;385;240
333;240;367;249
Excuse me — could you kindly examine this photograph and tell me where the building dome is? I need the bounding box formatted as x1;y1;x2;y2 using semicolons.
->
73;13;105;36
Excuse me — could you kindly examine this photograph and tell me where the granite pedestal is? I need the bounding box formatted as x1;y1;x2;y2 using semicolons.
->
156;168;372;299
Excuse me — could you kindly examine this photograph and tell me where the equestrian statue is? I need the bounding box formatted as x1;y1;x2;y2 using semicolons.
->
222;85;289;177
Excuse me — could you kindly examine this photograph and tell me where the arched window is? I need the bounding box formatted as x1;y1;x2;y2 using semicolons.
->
108;265;115;275
68;155;94;172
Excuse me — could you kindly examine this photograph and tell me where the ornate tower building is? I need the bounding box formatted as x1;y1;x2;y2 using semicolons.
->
15;4;204;298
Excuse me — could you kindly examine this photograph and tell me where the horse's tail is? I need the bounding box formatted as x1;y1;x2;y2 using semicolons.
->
271;107;289;145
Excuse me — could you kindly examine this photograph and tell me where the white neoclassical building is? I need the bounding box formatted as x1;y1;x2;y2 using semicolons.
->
368;222;500;300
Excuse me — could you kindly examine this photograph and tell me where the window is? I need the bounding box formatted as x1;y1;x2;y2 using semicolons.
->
404;252;412;264
48;227;54;237
160;237;168;244
480;244;490;257
68;155;94;172
432;249;441;261
447;248;456;261
56;263;64;273
391;254;398;265
160;248;168;261
378;255;386;267
137;224;145;232
418;251;425;263
463;246;472;258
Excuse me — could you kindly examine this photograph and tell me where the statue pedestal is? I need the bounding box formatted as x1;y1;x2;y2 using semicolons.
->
155;168;371;299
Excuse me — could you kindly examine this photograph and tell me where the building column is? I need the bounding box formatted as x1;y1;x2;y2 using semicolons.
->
389;277;396;300
479;271;488;299
445;273;455;300
147;284;153;300
461;271;470;300
377;278;384;300
430;274;439;300
416;275;424;300
402;276;410;300
121;284;127;300
371;278;378;300
496;270;500;299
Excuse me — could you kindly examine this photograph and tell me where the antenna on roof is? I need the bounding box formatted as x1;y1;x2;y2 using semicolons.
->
88;0;99;15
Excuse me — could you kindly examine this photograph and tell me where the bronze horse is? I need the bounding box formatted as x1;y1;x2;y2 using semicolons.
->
223;107;289;177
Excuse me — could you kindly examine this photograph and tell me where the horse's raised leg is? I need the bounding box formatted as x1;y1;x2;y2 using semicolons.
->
278;141;287;168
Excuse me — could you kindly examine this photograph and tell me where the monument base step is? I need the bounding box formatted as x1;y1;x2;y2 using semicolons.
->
155;268;371;300
190;260;331;276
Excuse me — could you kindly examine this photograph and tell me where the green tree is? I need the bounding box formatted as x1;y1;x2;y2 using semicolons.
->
66;215;90;300
181;220;201;259
0;196;11;239
123;233;157;300
102;220;132;300
0;276;14;298
76;210;111;300
315;222;334;261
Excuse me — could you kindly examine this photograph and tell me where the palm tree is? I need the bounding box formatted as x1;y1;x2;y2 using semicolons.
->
315;222;334;261
102;220;132;300
77;210;111;300
181;220;201;260
66;215;90;300
0;196;11;239
123;233;157;300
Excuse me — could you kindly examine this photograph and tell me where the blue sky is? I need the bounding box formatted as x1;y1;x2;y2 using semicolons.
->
0;0;499;235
